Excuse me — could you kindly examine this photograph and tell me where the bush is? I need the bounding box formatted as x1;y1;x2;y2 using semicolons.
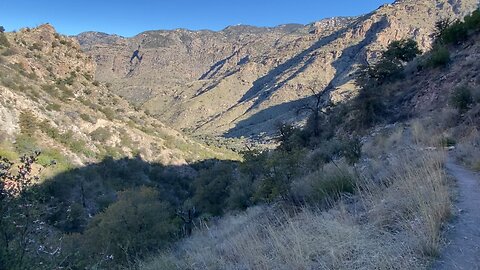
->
99;107;116;121
451;86;473;112
29;42;43;51
1;47;17;56
79;113;96;124
45;103;61;111
427;46;450;68
0;32;10;48
19;111;37;136
464;9;480;30
90;127;111;142
291;162;355;203
14;134;38;154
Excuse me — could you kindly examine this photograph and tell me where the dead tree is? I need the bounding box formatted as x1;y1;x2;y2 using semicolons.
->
297;86;331;137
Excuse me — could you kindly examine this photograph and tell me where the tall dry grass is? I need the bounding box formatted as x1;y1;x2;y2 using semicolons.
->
139;151;450;270
358;150;451;257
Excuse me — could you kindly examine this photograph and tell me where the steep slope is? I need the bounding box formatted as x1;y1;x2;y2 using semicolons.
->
0;24;238;167
78;0;479;138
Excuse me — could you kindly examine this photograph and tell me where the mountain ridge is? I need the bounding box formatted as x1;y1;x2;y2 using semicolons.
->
77;0;479;139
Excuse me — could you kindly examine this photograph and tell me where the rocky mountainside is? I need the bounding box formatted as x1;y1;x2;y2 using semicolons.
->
78;0;479;139
0;25;238;167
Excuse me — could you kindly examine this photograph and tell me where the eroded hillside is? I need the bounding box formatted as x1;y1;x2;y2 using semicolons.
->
78;0;479;138
0;24;239;168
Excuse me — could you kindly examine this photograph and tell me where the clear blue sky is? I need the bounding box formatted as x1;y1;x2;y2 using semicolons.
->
1;0;394;37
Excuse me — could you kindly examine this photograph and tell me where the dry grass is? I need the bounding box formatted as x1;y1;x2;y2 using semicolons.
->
139;147;451;270
358;150;451;257
454;129;480;171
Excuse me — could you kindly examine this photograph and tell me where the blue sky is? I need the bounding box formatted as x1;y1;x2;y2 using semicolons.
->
1;0;394;37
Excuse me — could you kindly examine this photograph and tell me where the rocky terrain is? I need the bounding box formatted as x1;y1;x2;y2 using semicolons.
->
77;0;479;139
0;24;238;168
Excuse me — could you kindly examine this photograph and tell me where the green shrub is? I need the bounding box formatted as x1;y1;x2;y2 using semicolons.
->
427;46;450;68
291;163;356;204
313;169;355;201
99;107;116;121
19;111;37;136
440;21;468;44
38;120;60;139
451;86;473;112
15;134;38;154
29;42;43;51
464;9;480;30
79;113;96;124
0;32;10;48
45;103;61;111
90;127;111;142
0;145;19;161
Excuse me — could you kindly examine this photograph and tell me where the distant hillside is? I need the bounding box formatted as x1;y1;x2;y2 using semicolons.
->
77;0;479;139
0;24;239;168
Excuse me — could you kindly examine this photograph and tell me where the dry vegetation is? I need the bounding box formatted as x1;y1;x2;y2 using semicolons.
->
141;126;451;269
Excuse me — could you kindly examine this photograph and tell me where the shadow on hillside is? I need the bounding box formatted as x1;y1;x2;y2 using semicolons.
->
224;97;310;138
237;26;351;113
35;156;240;227
225;17;389;138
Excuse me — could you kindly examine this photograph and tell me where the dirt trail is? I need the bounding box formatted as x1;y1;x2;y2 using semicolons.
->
433;160;480;270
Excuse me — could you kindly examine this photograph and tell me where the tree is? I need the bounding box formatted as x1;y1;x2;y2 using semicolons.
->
383;39;421;63
69;187;179;268
297;86;331;137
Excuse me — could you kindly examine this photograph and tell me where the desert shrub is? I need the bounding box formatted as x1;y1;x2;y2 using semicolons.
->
342;136;362;165
38;120;60;140
427;46;450;68
90;127;111;142
0;32;10;48
45;103;61;111
41;84;59;97
0;145;19;161
451;86;473;112
291;162;355;203
1;76;21;91
19;111;37;136
1;47;17;56
99;107;116;121
14;134;38;154
79;113;96;124
29;42;42;51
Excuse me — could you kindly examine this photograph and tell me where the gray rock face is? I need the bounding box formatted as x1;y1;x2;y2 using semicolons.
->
77;0;479;138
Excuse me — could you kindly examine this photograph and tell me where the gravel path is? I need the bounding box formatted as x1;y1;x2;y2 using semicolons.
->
433;160;480;270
